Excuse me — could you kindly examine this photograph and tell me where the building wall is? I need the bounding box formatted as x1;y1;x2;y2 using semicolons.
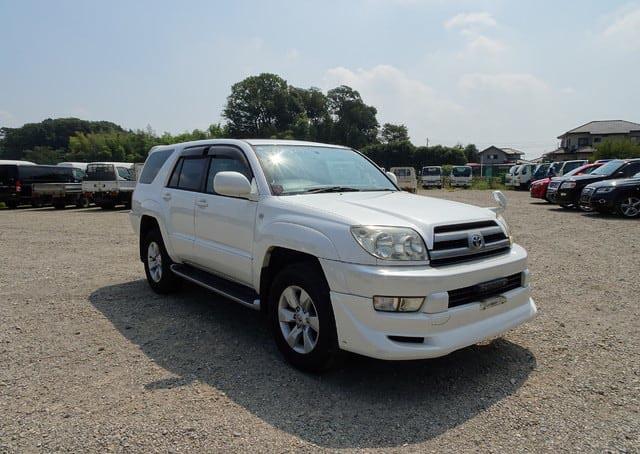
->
478;147;520;165
561;132;640;151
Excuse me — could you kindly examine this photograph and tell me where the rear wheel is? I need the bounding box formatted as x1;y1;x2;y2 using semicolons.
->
100;201;115;210
143;229;180;294
269;262;342;372
76;197;89;209
617;196;640;218
31;199;43;208
53;201;66;210
6;200;18;209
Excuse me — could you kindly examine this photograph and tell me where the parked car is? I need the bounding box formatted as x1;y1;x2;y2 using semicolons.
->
580;172;640;218
420;166;443;189
513;164;536;190
130;139;536;371
449;165;472;187
531;163;550;183
32;166;87;209
505;165;519;188
0;164;80;208
390;166;417;193
57;162;88;172
82;162;138;209
555;159;640;209
0;160;35;165
531;163;602;202
557;160;587;176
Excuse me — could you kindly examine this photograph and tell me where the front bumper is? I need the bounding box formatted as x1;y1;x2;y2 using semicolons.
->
555;186;581;205
582;190;616;211
320;245;536;360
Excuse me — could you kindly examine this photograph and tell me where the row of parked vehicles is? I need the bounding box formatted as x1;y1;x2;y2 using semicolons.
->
389;165;473;192
528;158;640;218
0;160;141;209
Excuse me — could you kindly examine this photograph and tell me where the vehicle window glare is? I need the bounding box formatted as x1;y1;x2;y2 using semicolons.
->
177;157;206;191
140;149;174;184
206;156;252;194
117;167;133;180
591;160;623;176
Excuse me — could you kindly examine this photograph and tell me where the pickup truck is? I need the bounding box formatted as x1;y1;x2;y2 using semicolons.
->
82;162;138;209
32;165;87;209
130;139;536;371
420;166;443;189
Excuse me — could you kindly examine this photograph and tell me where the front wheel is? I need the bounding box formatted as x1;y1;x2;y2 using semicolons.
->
269;262;342;372
559;203;574;209
617;196;640;218
143;229;180;294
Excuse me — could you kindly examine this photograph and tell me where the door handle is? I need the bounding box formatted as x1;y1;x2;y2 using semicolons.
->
196;199;208;208
162;192;172;201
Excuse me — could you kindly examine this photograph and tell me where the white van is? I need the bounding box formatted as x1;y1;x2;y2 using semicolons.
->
420;166;443;188
450;166;473;187
513;164;536;190
57;162;88;172
390;167;418;193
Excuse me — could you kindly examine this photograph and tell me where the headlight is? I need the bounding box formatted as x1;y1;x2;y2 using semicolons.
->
595;187;614;193
561;181;576;189
351;226;428;261
373;296;425;312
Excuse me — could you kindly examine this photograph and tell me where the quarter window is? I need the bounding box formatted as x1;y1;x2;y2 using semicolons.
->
140;149;174;184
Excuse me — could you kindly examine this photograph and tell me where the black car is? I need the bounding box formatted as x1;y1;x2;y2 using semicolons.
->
0;164;81;208
554;159;640;209
580;172;640;218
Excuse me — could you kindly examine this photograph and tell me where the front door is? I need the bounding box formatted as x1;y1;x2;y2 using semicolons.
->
194;146;257;286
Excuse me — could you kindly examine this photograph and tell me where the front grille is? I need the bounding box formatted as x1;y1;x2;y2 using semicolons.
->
448;273;522;308
430;220;510;266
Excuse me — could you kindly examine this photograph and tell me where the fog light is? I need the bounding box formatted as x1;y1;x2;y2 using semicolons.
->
373;296;425;312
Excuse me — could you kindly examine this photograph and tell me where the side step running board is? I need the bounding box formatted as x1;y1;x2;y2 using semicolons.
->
170;264;260;310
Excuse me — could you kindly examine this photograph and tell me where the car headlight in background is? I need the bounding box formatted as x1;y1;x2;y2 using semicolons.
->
595;187;614;193
561;181;577;189
351;226;428;261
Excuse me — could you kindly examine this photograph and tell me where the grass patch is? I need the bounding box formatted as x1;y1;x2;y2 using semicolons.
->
471;178;506;190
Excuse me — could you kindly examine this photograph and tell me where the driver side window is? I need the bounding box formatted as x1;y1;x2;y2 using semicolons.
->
205;155;252;194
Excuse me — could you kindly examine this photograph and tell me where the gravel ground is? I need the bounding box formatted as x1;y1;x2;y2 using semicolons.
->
0;190;638;453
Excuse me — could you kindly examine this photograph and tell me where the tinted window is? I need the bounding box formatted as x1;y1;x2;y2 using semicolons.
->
176;157;206;191
139;149;174;184
168;159;183;188
452;167;471;177
591;160;624;176
205;156;252;194
0;165;17;184
563;162;582;173
19;166;74;182
623;162;640;177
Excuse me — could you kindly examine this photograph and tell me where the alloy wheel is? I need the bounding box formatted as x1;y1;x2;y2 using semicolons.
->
277;285;320;354
620;196;640;218
147;241;163;282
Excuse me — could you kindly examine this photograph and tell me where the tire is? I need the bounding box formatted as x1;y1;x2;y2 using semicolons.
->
269;262;343;372
616;196;640;218
100;202;115;210
142;229;181;294
6;200;18;209
53;202;66;210
559;203;574;209
76;197;90;209
31;199;43;208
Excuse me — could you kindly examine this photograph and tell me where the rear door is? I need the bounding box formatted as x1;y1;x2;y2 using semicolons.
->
193;146;257;285
162;148;207;261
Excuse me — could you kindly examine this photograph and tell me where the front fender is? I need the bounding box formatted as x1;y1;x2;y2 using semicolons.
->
253;221;340;289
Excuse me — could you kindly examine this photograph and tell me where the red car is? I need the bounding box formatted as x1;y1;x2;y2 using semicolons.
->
530;163;603;201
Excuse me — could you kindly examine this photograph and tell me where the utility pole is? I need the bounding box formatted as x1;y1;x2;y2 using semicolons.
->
426;138;429;148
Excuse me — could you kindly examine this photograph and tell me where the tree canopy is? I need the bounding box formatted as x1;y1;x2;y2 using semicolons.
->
0;73;478;167
593;138;640;160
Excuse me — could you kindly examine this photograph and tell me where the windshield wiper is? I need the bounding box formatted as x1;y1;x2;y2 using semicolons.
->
304;186;362;194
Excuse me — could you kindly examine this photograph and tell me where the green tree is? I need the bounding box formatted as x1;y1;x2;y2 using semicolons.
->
22;146;65;164
463;143;479;163
327;85;379;148
593;138;640;160
379;123;409;143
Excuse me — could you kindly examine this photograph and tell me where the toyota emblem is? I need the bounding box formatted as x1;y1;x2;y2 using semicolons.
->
468;232;484;250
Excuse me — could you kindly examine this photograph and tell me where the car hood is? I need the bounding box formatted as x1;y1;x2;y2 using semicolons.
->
564;174;608;183
280;191;497;232
586;176;640;189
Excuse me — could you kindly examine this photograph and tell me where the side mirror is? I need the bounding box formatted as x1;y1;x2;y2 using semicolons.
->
213;171;252;199
491;190;508;213
386;171;398;185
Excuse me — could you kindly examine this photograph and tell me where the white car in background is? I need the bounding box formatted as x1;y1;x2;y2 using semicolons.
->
450;166;473;187
130;139;536;371
390;166;418;193
421;166;443;189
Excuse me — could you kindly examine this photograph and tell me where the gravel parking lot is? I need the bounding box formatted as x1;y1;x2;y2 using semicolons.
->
1;189;638;452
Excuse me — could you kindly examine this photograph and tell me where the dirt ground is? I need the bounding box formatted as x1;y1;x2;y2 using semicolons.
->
0;189;638;453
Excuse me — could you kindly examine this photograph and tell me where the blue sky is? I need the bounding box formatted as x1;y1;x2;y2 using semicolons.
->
1;0;639;158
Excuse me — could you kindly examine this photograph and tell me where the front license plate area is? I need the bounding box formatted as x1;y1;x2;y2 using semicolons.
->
480;295;507;310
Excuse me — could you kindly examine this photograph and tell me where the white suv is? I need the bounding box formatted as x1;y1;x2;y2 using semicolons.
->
130;139;536;371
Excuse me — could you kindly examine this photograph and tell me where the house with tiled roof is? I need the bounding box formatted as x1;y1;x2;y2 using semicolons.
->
544;120;640;161
477;146;525;165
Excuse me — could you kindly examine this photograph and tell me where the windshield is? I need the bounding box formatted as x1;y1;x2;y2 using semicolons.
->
253;145;397;195
422;167;441;176
565;165;592;177
452;167;471;177
590;160;624;176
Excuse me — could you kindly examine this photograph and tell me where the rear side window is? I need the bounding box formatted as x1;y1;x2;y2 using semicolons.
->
19;166;74;182
623;162;640;177
139;149;174;184
168;157;206;191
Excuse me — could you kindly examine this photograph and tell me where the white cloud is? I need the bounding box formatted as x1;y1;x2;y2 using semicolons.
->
285;48;300;61
462;31;506;55
444;12;496;30
459;73;549;94
324;65;463;144
600;4;640;51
